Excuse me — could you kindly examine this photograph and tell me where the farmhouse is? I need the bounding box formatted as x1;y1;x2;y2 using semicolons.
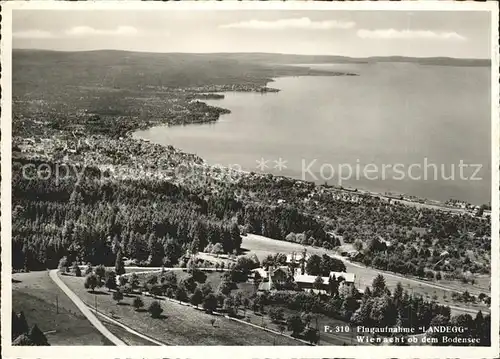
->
285;252;311;264
293;274;330;290
329;271;355;286
251;267;267;279
293;271;356;292
271;266;289;283
256;266;292;291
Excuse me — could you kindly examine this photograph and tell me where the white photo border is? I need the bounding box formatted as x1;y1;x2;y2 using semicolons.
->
1;1;499;358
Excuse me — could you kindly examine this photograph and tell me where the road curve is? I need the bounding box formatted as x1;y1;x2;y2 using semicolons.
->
48;269;127;346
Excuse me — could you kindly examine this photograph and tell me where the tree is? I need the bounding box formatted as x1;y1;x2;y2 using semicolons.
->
369;295;396;327
217;279;233;296
133;297;144;311
85;263;93;275
328;275;339;297
286;314;305;337
393;282;404;308
162;271;178;290
320;254;346;275
150;285;163;298
277;323;286;335
28;324;49;345
176;285;189;302
71;261;80;275
269;307;284;323
74;265;82;277
191;288;203;308
211;243;223;254
112;290;124;304
95;264;106;282
105;271;117;291
233;291;243;312
121;283;133;296
350;298;373;326
203;293;218;313
58;256;69;273
130;272;140;291
354;239;364;252
12;311;29;340
84;273;98;292
305;254;322;276
372;274;387;297
262;254;274;270
181;276;197;293
115;249;125;275
230;222;242;252
313;276;324;291
303;327;319;344
251;299;259;313
223;296;236;316
191;268;207;284
301;312;312;327
148;301;163;318
118;275;128;287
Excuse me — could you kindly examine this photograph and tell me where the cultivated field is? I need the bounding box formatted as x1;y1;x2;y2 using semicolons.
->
12;271;112;345
240;234;490;315
60;274;302;346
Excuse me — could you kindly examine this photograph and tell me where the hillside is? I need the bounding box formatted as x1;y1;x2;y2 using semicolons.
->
13;49;353;95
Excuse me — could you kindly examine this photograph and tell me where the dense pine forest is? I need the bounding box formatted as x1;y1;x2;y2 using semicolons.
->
12;158;331;271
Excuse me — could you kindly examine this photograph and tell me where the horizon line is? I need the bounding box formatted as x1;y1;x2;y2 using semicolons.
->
12;47;491;62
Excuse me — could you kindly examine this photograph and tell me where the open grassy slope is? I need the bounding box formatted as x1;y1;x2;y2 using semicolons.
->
60;274;302;346
12;271;113;345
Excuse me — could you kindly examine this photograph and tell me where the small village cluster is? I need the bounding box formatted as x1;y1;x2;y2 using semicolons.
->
251;252;356;294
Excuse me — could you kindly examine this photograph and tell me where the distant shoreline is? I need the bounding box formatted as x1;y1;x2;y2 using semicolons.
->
131;70;489;211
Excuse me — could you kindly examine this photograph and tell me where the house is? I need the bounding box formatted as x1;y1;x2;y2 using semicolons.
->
258;281;272;292
271;266;289;283
329;271;356;289
293;274;332;294
251;267;268;280
256;266;291;292
285;252;310;264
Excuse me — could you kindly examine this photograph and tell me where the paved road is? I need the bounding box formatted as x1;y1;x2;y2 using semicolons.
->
48;269;127;346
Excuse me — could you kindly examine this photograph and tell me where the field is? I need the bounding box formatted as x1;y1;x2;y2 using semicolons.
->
129;269;367;345
132;269;256;298
240;234;490;316
99;318;159;346
60;274;302;346
12;271;112;345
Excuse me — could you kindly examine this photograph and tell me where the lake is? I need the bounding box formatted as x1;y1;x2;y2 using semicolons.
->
134;63;492;205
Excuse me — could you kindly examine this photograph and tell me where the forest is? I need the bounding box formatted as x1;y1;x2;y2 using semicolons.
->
12;158;332;271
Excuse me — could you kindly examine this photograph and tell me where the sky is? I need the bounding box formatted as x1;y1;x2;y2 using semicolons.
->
12;10;491;58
